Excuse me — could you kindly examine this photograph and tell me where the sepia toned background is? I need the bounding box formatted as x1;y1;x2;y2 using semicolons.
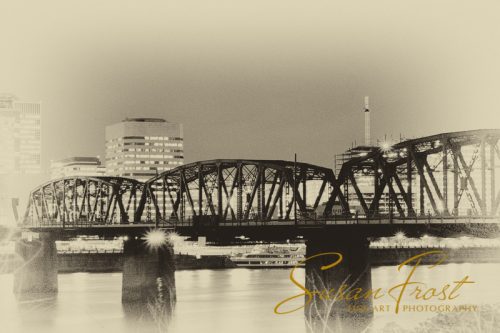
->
1;1;500;333
1;0;499;171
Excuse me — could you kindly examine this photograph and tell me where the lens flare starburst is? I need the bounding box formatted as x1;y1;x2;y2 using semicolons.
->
144;229;169;250
394;231;406;241
379;141;392;153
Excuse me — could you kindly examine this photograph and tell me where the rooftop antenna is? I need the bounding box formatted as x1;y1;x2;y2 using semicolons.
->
364;96;371;146
294;153;297;225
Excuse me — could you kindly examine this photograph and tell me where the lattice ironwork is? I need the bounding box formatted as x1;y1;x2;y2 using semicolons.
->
22;130;500;229
23;177;143;227
338;129;500;218
135;159;344;224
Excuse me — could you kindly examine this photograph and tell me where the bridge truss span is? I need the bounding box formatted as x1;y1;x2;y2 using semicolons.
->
21;129;500;232
135;159;346;225
24;177;144;228
339;129;500;218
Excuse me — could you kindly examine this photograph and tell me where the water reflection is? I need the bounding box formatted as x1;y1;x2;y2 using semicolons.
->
122;275;176;332
0;265;499;333
305;314;371;333
122;300;174;332
16;293;58;331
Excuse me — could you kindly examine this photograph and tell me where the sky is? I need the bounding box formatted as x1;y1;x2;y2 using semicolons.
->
1;0;500;172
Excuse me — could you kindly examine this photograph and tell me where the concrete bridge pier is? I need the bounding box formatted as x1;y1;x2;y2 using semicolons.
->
14;233;58;295
122;236;176;314
305;233;373;333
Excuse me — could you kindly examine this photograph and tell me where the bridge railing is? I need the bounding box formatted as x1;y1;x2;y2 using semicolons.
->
22;131;500;230
22;214;500;230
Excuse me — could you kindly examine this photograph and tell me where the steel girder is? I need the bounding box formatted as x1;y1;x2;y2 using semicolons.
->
22;130;500;228
338;129;500;218
135;159;346;224
23;177;143;227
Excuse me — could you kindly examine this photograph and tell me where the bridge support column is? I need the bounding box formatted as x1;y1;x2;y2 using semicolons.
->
122;237;176;310
305;234;372;333
14;233;58;295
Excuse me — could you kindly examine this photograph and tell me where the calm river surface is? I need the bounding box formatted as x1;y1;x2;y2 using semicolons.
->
0;263;499;333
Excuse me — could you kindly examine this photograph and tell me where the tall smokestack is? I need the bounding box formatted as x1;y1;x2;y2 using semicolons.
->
364;96;371;146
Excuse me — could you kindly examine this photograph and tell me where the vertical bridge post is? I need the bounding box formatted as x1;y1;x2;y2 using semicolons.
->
121;236;176;311
305;233;372;333
14;232;58;295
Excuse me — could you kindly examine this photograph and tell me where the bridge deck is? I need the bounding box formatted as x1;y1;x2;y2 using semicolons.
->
23;216;500;229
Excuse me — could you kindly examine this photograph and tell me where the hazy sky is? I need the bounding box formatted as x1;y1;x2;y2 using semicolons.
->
1;0;500;171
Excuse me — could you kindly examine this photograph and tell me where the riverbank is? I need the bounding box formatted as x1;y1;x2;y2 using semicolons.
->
370;246;500;266
1;246;499;273
0;253;236;274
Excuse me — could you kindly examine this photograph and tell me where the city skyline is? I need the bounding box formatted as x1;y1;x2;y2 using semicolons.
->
105;117;184;182
1;1;499;172
50;156;106;179
0;94;42;225
2;3;500;333
0;94;41;175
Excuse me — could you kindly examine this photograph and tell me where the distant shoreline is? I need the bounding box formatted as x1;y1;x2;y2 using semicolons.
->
1;246;499;274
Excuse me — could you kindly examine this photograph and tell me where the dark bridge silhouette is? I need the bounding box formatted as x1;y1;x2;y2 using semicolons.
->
23;129;500;239
16;129;500;332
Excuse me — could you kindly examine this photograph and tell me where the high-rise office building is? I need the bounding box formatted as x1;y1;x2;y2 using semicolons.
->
50;156;106;179
105;118;183;182
0;94;41;174
0;94;42;225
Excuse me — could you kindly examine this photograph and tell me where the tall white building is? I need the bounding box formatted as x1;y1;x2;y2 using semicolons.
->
50;156;106;179
0;94;41;174
0;94;42;225
105;118;183;182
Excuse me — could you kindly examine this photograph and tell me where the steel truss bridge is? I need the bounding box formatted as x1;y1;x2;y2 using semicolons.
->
22;129;500;238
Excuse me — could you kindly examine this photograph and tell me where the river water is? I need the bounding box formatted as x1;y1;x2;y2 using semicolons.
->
0;263;499;333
